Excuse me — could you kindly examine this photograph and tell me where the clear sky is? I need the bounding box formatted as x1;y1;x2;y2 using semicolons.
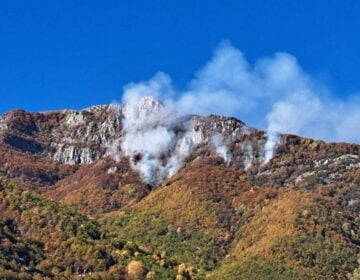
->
1;0;360;115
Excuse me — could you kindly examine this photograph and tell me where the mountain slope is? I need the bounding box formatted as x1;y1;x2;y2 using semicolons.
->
0;99;359;279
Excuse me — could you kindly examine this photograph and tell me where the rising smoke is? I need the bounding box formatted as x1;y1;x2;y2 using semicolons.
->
121;42;360;142
109;41;360;183
211;134;232;164
241;140;254;169
118;94;203;184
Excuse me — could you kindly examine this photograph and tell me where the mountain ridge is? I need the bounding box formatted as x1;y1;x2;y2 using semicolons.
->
0;98;359;279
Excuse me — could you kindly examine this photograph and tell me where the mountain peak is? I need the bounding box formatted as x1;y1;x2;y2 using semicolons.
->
123;95;164;121
0;103;360;279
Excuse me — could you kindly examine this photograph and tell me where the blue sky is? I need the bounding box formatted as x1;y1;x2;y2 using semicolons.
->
1;0;360;116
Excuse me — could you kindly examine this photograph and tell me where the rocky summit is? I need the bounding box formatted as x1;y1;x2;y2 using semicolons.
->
0;97;359;279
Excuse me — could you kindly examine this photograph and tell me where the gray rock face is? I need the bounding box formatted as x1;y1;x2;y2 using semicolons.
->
0;96;359;190
0;98;267;167
189;115;266;167
0;117;7;131
52;144;100;165
0;105;123;164
47;106;124;164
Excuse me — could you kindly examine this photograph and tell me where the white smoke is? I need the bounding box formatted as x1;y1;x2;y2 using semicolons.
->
110;41;360;180
241;140;254;169
263;132;280;164
125;42;360;143
122;42;360;142
115;92;233;183
117;93;203;184
263;90;324;163
211;134;232;164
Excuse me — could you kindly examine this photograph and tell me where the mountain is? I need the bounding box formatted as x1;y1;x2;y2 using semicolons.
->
0;97;359;279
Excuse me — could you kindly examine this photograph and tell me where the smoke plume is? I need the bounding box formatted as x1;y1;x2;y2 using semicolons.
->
109;41;360;182
241;140;254;169
118;95;206;184
211;134;232;164
121;42;360;141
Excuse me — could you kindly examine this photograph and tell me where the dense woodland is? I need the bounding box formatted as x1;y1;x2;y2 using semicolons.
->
0;108;360;279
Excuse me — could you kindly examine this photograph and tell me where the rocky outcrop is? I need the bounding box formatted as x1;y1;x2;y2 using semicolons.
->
0;98;263;167
0;97;359;189
0;105;124;164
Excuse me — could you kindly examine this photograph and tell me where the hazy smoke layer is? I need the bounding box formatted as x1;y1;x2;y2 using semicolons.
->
122;41;360;144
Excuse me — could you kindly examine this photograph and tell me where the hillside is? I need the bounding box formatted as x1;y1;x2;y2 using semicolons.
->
0;98;359;279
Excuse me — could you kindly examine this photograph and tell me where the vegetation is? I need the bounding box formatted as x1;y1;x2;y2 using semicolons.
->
0;109;359;279
207;258;310;280
0;178;166;279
